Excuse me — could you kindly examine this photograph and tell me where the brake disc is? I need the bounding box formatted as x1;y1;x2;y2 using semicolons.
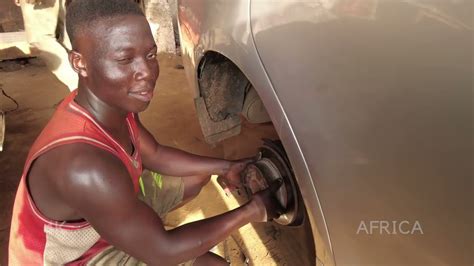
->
242;139;304;226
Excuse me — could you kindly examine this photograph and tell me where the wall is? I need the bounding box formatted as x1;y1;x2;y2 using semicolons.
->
144;0;177;54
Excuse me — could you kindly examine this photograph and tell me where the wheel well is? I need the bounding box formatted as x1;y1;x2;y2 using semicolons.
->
197;51;249;123
194;51;271;144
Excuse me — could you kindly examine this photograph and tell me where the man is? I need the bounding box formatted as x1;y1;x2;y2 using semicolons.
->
16;0;78;91
8;0;281;265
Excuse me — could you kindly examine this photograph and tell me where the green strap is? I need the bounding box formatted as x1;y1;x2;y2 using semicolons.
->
139;171;163;197
139;176;146;197
151;171;163;189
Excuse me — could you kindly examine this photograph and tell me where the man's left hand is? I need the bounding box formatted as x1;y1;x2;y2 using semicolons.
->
219;158;255;191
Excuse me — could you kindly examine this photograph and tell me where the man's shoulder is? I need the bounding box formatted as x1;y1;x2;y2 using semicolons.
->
27;142;135;221
44;141;121;167
34;142;131;192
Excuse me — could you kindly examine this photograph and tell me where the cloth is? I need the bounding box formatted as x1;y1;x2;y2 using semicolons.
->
20;0;78;91
9;91;143;265
138;170;184;220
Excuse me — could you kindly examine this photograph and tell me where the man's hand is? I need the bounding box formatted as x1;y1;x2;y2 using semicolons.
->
14;0;20;6
219;158;255;191
249;179;284;222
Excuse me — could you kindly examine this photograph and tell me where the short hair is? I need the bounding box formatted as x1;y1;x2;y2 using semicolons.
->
66;0;144;47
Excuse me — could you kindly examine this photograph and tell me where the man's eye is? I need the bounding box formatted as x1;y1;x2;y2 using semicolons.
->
117;58;133;64
147;53;157;59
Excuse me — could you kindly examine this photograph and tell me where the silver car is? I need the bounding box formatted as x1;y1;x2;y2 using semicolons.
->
177;0;472;264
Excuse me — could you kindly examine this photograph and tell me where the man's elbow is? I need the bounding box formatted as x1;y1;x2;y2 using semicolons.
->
147;237;201;266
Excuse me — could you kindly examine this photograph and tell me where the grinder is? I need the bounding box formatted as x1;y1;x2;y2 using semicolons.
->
242;139;305;226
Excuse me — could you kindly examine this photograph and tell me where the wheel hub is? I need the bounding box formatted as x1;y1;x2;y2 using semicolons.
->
242;139;304;225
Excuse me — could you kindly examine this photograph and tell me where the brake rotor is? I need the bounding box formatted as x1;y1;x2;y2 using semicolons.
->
242;139;304;225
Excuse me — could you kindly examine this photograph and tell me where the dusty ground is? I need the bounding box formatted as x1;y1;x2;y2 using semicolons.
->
0;54;314;265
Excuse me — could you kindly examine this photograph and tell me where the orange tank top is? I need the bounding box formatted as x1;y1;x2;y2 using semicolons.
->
8;91;143;265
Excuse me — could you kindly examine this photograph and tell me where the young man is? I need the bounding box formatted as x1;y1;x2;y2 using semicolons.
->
8;0;281;265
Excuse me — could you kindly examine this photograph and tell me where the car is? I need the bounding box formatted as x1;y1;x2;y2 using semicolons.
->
177;0;472;264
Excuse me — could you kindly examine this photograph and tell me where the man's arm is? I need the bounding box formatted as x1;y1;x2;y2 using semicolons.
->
137;115;249;179
57;144;272;265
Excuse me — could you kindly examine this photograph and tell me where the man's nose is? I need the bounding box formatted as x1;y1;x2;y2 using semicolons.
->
133;59;153;81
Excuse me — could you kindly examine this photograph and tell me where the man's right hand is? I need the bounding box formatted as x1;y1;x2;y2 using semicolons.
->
249;179;284;222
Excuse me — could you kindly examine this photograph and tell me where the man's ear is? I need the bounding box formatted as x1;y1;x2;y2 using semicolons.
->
69;50;88;78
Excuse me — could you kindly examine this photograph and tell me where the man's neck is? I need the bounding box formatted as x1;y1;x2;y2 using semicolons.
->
75;87;128;133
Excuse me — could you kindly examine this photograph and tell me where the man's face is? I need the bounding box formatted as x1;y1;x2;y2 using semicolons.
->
77;15;159;113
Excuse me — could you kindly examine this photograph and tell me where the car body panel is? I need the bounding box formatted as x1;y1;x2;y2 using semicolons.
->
178;0;473;264
250;0;472;264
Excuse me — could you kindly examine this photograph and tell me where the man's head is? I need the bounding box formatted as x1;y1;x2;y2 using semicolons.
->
66;0;144;48
66;0;159;114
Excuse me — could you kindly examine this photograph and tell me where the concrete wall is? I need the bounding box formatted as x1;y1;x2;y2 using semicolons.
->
0;0;179;58
144;0;178;54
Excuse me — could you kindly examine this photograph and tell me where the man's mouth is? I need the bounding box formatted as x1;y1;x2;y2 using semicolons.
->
128;90;154;102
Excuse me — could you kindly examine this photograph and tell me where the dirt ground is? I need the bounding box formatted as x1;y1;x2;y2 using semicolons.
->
0;54;314;265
